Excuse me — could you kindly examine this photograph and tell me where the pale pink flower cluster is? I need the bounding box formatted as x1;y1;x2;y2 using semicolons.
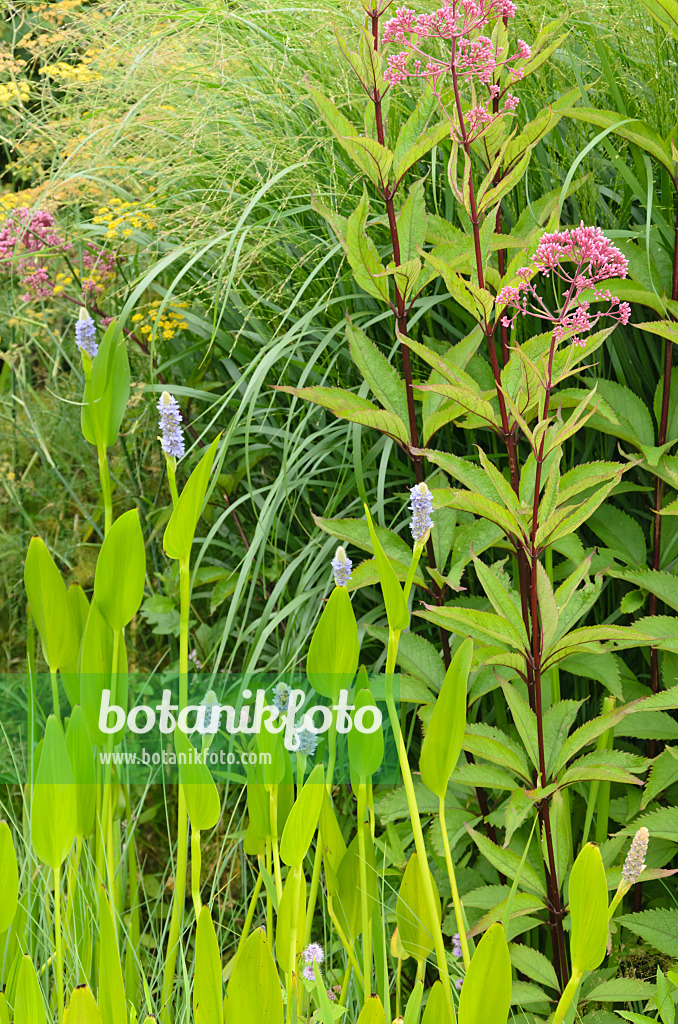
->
0;207;117;301
382;1;531;141
496;224;631;348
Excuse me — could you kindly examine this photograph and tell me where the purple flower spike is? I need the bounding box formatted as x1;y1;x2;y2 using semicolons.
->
75;308;98;358
157;391;185;459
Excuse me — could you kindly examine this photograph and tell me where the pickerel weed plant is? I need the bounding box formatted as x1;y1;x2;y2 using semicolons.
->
4;1;678;1024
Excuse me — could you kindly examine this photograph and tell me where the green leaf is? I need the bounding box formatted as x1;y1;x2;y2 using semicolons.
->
617;909;678;958
466;827;546;896
588;506;647;566
79;599;128;747
345;190;389;303
64;985;103;1024
560;749;646;786
31;716;77;869
278;386;408;443
420;981;453;1024
280;764;325;867
499;682;539;771
356;996;388;1024
397;178;427;262
176;731;221;831
342;135;393;186
509;942;559;990
560;107;674;174
396;852;441;960
164;435;221;561
98;887;126;1024
227;929;283;1024
61;584;90;706
617;805;678;842
364;504;409;631
94;509;146;632
65;707;96;837
609;567;678;611
307;585;359;700
420;639;472;798
194;908;223;1024
0;822;18;934
24;537;78;673
349;679;384;780
458;923;512;1024
586;978;658;1002
569;843;608;974
347;319;408;424
637;0;678;39
81;321;130;448
275;866;306;974
393;85;451;183
419;605;526;652
463;723;532;780
14;956;47;1024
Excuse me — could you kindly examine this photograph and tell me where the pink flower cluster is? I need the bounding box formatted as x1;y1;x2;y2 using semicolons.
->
496;224;631;348
382;1;531;141
0;209;68;301
0;207;117;301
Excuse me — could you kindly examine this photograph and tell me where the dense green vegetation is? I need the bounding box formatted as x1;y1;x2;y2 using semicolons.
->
1;0;678;1022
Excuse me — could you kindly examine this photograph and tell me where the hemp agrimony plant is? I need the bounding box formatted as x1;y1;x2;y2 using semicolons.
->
281;0;678;1015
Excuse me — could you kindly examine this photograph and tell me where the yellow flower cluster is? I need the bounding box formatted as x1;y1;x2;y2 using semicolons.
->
52;272;74;296
29;1;83;21
39;59;101;84
0;461;17;484
0;81;30;105
0;187;46;223
0;48;27;75
93;198;157;240
131;301;189;340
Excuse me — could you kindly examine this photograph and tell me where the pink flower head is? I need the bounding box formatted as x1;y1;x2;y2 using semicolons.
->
496;223;630;348
0;207;71;300
383;0;530;143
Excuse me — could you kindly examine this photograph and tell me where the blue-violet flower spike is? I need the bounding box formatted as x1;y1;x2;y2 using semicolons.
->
409;482;434;542
75;308;98;358
158;390;185;459
332;546;352;587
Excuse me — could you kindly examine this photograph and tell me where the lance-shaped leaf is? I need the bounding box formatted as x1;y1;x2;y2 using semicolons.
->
393;85;451;184
276;386;408;444
608;567;678;613
24;537;78;673
458;923;512;1024
341;135;393;187
14;956;47;1024
307;584;359;700
0;822;18;933
61;584;90;707
396;852;441;960
280;763;325;867
364;504;409;631
31;715;77;869
347;319;409;423
194;908;223;1024
465;827;546;896
275;865;306;974
473;559;528;643
568;843;608;974
227;929;283;1024
420;980;453;1024
344;190;390;303
356;996;388;1024
63;985;102;1024
418;605;526;653
98;887;126;1024
164;434;221;561
176;730;221;831
348;682;384;781
81;320;130;449
94;509;146;632
560;107;674;174
420;639;472;798
65;707;96;837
